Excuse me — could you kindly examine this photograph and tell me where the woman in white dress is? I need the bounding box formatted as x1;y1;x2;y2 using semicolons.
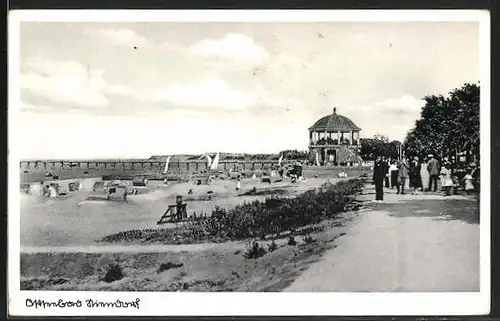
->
440;166;447;191
443;164;454;196
420;158;430;192
463;171;474;195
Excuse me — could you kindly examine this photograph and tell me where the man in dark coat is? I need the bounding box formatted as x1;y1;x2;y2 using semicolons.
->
373;156;386;201
427;154;440;192
383;157;390;188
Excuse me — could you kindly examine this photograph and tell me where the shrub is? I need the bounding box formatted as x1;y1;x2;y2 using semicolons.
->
157;262;184;273
102;264;124;283
288;236;297;246
244;241;267;259
268;241;278;252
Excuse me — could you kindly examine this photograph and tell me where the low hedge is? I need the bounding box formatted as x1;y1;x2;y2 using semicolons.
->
100;178;364;245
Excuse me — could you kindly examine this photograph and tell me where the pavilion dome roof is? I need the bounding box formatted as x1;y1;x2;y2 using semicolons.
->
308;107;361;132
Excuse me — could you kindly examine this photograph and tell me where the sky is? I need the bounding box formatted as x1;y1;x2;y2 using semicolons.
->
16;21;479;159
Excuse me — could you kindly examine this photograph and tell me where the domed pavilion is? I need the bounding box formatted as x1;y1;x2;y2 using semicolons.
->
308;107;362;165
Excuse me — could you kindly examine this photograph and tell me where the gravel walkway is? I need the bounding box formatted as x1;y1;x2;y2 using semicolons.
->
285;186;479;292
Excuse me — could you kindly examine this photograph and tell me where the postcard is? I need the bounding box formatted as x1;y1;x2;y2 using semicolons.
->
8;9;491;316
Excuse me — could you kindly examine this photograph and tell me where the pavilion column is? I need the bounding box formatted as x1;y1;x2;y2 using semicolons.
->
349;131;353;145
309;131;313;144
337;131;341;144
357;132;360;146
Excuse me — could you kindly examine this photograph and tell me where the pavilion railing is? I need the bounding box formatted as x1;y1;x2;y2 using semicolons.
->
310;138;359;146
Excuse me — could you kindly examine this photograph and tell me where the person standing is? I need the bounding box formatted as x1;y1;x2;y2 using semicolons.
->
383;157;390;188
463;170;474;195
469;162;479;191
440;165;447;190
409;156;422;194
397;156;409;195
389;160;398;188
427;154;440;192
420;157;430;192
236;178;241;191
441;157;449;191
373;156;386;201
443;163;454;196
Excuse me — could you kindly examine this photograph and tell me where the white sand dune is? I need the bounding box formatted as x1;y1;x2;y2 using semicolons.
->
20;175;342;248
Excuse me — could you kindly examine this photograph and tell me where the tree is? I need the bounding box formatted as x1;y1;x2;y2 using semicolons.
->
373;134;389;143
360;136;401;160
403;83;479;162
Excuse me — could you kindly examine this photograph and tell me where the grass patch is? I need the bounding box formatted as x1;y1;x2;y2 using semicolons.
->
100;178;364;245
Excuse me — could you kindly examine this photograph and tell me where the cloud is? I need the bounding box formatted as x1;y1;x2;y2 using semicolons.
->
189;33;269;62
21;72;108;107
375;95;425;115
148;77;256;111
346;95;425;141
27;58;86;78
83;28;150;48
21;58;132;108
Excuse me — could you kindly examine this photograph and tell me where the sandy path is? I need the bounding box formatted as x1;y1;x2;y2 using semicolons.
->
285;186;480;292
20;242;250;254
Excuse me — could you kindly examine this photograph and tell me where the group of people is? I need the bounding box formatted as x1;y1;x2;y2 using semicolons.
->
373;154;478;201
